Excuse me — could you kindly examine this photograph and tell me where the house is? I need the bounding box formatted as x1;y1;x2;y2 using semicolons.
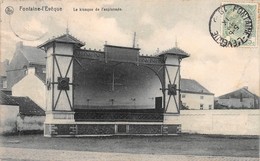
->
13;96;45;132
0;59;9;91
217;87;260;109
0;91;45;134
6;41;46;90
12;67;46;110
180;78;214;110
6;41;46;109
0;91;19;134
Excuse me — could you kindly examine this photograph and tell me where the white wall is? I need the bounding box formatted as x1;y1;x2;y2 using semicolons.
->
181;92;214;110
46;45;53;112
218;98;255;108
0;105;19;134
180;110;260;135
12;68;46;110
17;115;45;131
0;104;45;134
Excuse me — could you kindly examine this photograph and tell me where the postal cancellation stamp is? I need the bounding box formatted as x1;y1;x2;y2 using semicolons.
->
209;3;257;47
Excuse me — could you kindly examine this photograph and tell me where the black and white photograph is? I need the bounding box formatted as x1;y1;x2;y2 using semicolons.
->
0;0;259;160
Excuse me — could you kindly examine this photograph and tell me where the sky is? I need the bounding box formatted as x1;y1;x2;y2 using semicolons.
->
1;0;259;96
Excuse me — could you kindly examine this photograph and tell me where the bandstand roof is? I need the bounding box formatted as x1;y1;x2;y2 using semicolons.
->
38;33;85;48
159;47;189;58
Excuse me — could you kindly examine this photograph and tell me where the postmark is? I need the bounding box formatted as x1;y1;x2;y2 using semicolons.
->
209;3;257;47
5;5;50;41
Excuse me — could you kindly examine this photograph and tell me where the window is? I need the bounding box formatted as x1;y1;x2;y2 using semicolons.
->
182;94;186;98
200;96;204;99
209;105;212;110
3;80;7;89
23;65;28;74
200;104;204;110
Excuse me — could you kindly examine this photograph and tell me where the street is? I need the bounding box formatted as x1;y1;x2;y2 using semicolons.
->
0;134;259;161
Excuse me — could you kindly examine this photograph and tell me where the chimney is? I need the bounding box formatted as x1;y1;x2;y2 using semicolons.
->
243;86;248;90
16;41;23;49
27;67;36;75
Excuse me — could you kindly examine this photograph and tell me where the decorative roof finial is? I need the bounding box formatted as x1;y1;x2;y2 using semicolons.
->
175;36;178;47
133;32;136;48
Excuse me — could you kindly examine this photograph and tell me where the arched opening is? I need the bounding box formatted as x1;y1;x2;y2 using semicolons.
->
74;61;163;110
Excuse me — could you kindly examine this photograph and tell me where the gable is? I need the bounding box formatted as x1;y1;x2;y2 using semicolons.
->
8;50;29;71
8;45;46;72
12;72;45;109
7;45;46;89
12;71;45;89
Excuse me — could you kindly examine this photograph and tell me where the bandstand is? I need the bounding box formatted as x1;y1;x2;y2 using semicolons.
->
39;32;189;137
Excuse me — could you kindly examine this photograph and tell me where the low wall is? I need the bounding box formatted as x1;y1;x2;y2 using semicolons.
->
17;115;45;131
2;106;259;136
180;110;260;135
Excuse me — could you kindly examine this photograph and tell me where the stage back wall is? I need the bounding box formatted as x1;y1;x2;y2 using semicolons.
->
73;61;162;110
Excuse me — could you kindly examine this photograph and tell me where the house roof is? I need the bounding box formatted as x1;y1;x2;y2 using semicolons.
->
1;89;12;95
180;78;213;95
20;46;46;65
0;60;9;76
0;64;6;76
0;91;45;115
12;97;45;116
0;91;18;106
159;47;190;58
35;72;46;82
218;87;259;99
38;33;85;48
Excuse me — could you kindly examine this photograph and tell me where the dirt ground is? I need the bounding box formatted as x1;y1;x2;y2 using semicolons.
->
0;134;259;158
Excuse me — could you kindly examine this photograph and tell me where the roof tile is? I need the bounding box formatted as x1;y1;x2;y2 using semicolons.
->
20;46;46;65
218;87;259;99
180;78;213;95
159;47;189;58
38;34;85;48
12;97;45;116
0;91;18;105
0;60;9;76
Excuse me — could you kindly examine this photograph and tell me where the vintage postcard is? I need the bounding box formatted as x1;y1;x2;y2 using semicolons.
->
0;0;259;161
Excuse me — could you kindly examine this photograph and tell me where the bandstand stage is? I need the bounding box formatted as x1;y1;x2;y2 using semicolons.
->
39;32;189;137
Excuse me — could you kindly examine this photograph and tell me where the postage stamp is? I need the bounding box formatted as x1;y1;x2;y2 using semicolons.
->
209;3;257;47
